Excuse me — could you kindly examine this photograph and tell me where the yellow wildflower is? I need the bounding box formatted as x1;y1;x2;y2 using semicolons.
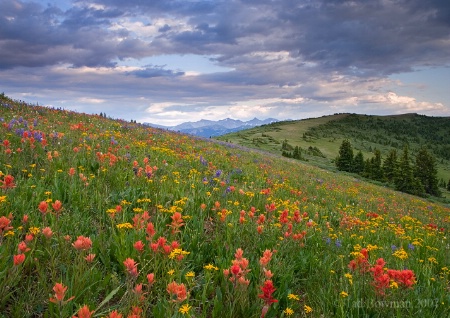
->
169;248;190;259
392;248;408;260
29;227;40;235
204;264;219;271
366;244;379;251
304;305;313;313
185;271;195;279
116;223;133;229
345;273;353;285
284;307;294;316
179;303;191;314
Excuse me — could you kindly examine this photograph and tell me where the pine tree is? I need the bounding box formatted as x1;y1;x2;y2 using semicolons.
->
336;139;354;172
372;149;383;181
353;151;365;174
382;149;398;183
414;147;441;196
394;146;418;195
363;158;372;178
293;146;300;160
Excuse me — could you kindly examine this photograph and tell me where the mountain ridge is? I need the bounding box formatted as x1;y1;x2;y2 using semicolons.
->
144;117;279;137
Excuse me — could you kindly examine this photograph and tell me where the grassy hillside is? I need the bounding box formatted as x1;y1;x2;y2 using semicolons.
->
216;113;450;197
0;96;449;317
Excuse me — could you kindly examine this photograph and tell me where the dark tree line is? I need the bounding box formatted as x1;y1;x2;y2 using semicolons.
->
336;140;442;197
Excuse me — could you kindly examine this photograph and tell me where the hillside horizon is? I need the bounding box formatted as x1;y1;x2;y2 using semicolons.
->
216;112;450;200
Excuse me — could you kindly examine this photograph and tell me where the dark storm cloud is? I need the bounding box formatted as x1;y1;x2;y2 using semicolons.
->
1;0;449;124
2;0;449;76
282;0;450;75
80;0;216;16
0;0;147;69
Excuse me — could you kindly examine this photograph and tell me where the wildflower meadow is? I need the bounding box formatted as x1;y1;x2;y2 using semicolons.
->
0;96;449;317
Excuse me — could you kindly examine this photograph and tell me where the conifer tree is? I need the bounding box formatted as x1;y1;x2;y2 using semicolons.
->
382;149;398;183
372;149;383;181
414;147;441;196
293;146;301;160
394;145;416;194
353;151;365;174
336;139;354;172
363;158;372;178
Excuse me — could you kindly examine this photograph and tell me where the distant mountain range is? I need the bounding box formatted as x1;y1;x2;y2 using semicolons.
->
144;117;279;137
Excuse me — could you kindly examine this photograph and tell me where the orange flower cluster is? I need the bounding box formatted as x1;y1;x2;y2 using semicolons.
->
258;249;277;317
72;236;93;251
0;215;13;236
258;280;278;306
223;248;250;287
73;305;94;318
38;200;63;216
166;281;188;302
123;258;139;278
0;174;15;189
168;212;184;235
354;255;417;296
49;282;74;305
348;248;370;273
259;249;273;268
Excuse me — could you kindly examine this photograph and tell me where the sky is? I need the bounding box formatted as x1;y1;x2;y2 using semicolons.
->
1;0;449;126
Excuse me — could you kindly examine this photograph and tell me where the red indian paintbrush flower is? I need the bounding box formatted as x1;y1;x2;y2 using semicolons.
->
84;254;96;263
49;282;74;305
258;280;278;305
166;281;187;302
259;249;273;267
258;280;278;318
133;240;145;253
147;273;155;285
123;258;138;277
18;241;30;253
0;216;13;235
38;201;48;215
74;305;94;318
107;311;123;318
52;200;62;213
72;236;92;251
13;254;26;266
42;227;53;239
1;174;15;189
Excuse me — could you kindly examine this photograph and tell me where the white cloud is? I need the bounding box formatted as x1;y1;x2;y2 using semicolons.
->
77;97;106;104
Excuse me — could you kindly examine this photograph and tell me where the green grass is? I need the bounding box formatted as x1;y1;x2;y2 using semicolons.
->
0;96;449;317
216;113;450;198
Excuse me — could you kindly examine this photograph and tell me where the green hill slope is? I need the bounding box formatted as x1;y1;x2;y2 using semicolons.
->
1;95;449;317
216;113;450;197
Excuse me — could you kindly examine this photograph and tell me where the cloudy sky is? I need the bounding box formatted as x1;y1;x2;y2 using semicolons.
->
1;0;449;126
